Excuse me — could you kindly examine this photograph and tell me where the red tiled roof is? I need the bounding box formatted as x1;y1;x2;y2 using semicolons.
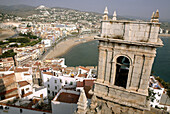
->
18;81;30;87
24;73;30;76
53;67;60;71
78;74;87;78
43;72;53;75
77;81;84;87
40;68;49;71
16;49;23;52
79;66;90;72
0;88;18;96
0;73;15;79
7;57;14;61
15;68;29;72
34;62;41;66
0;67;10;71
56;92;79;103
59;60;63;63
84;80;95;87
158;81;164;88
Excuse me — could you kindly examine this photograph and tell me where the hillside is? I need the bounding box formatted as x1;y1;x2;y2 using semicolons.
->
0;5;38;17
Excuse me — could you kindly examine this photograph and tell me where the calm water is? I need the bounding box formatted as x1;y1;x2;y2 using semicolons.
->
60;37;170;82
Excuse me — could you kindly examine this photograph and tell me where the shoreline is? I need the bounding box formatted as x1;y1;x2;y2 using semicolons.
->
45;35;96;59
159;34;170;37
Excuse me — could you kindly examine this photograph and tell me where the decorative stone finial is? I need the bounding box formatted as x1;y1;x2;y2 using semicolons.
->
151;12;155;19
104;7;108;14
151;10;159;23
154;9;159;19
77;89;88;114
112;11;117;20
103;7;109;20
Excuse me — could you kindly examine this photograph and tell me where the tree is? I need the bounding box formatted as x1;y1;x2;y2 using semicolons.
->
0;49;16;59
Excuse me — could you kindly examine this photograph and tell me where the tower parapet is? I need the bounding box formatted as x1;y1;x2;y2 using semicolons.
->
101;12;162;46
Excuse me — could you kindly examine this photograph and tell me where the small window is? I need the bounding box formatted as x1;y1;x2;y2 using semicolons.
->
20;109;23;113
55;80;57;83
65;81;67;84
5;107;9;110
55;86;57;90
70;82;73;85
47;78;49;82
0;106;3;109
60;79;62;83
26;88;29;91
48;84;50;88
48;90;50;94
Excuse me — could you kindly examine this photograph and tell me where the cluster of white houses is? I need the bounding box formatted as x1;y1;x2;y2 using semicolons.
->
0;58;96;113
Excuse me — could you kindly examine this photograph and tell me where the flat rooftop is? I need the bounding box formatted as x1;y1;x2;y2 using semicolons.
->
56;92;79;104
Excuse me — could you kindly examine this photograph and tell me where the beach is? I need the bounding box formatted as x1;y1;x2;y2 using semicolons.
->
45;34;96;59
0;28;16;41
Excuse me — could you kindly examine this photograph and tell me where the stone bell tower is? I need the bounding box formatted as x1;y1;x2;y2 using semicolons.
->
89;8;163;113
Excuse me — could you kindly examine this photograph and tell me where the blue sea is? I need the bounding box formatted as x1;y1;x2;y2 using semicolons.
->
60;37;170;82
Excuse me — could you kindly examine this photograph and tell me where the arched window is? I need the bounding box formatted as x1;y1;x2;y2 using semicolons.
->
114;56;130;88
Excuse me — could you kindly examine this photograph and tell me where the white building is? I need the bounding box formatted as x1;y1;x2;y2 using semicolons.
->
18;81;33;99
42;71;76;97
149;76;168;109
41;39;52;48
51;89;79;114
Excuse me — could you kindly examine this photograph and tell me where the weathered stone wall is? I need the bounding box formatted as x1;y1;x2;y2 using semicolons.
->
93;82;149;110
101;20;160;43
96;41;156;95
87;95;144;114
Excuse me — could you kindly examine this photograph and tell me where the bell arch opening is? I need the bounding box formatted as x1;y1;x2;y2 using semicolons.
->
114;56;130;88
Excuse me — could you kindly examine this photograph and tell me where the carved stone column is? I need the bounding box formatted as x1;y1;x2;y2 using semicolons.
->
97;47;106;83
104;49;112;84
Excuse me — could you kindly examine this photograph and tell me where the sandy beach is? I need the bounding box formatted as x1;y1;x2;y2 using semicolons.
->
0;29;16;41
45;35;96;59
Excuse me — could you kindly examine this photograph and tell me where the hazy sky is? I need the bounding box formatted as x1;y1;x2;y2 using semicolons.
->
0;0;170;20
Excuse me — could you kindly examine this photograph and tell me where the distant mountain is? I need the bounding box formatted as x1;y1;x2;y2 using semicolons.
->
0;4;38;17
0;4;137;21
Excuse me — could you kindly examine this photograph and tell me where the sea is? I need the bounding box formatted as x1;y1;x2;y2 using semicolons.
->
60;37;170;82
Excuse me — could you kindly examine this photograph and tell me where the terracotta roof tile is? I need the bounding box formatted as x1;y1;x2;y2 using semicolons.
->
79;66;90;72
77;81;84;87
15;68;29;72
56;92;79;103
84;80;95;87
18;81;30;87
78;74;87;78
43;72;53;75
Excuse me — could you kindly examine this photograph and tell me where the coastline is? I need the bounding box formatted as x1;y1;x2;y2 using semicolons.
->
45;34;96;59
159;34;170;37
